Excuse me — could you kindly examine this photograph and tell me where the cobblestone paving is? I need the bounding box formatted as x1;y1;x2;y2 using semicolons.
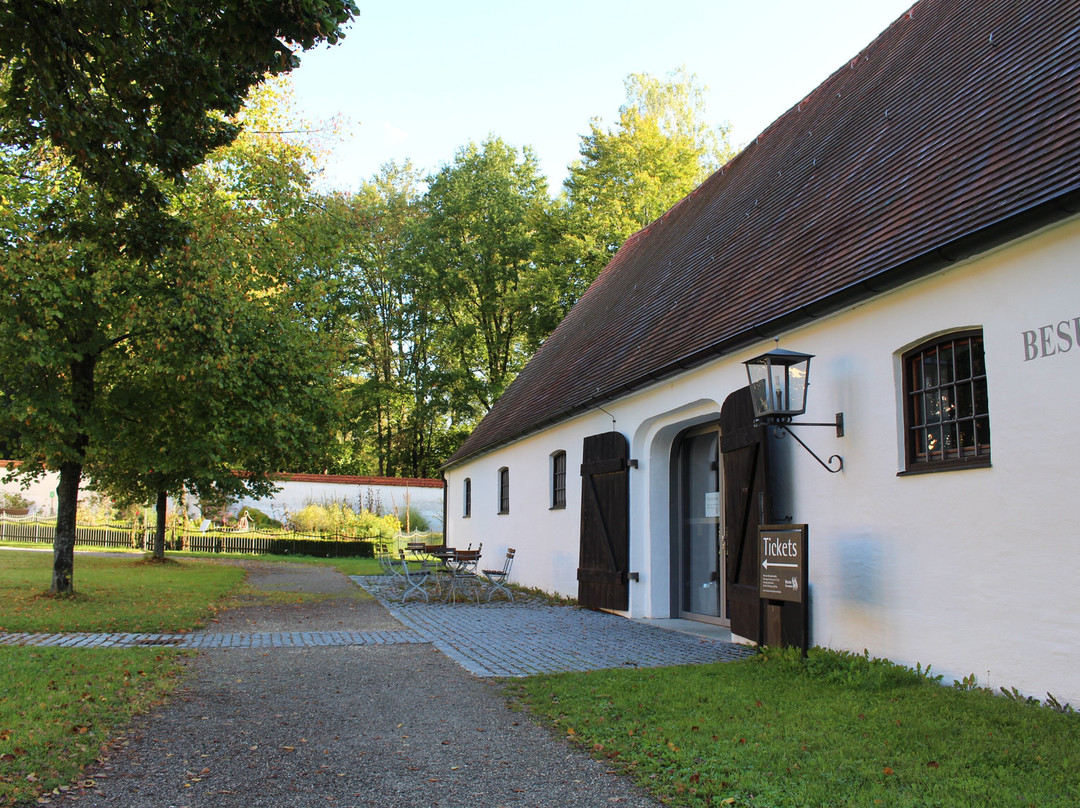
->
0;629;423;649
352;574;755;677
0;574;754;678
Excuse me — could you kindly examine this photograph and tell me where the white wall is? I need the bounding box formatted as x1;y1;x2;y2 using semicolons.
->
0;467;88;516
445;213;1080;704
0;469;444;532
231;479;444;532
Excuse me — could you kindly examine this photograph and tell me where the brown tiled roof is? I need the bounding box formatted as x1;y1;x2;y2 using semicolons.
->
446;0;1080;467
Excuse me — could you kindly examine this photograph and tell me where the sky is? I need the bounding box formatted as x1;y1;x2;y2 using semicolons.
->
288;0;917;193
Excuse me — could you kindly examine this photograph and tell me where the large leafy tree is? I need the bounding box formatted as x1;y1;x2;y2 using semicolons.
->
563;67;734;285
327;164;428;476
85;82;343;558
322;163;470;479
415;137;559;417
0;0;355;240
0;1;357;593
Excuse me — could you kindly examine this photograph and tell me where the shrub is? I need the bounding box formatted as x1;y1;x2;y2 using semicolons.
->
758;646;942;691
0;490;31;509
236;506;281;529
399;506;429;532
287;500;400;538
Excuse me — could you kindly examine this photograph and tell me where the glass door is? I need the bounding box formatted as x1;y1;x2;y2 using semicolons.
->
679;426;726;623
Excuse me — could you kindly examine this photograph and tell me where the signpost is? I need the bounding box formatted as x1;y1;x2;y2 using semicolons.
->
758;524;808;652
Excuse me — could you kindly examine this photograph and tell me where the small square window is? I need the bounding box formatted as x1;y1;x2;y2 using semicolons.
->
902;331;991;473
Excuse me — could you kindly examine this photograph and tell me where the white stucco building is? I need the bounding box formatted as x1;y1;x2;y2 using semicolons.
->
442;0;1080;703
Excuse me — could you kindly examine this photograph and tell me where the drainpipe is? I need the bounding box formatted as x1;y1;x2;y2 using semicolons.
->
439;471;448;549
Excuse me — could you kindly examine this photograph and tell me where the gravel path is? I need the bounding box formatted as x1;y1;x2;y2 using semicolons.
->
60;562;662;808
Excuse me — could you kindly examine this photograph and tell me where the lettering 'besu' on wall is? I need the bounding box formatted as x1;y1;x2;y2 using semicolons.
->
1022;315;1080;361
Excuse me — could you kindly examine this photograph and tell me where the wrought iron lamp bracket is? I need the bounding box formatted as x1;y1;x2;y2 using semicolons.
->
756;413;844;474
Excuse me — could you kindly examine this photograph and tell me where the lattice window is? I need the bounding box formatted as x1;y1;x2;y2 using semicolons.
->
551;451;566;509
903;331;990;471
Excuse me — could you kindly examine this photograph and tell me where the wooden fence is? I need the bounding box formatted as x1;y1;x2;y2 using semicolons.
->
0;515;397;558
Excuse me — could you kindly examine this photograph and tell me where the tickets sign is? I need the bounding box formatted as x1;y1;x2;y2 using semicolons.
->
758;525;807;603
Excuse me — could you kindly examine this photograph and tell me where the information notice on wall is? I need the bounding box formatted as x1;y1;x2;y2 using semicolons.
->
758;524;807;603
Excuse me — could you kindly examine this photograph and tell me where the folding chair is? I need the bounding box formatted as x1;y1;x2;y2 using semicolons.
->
397;551;431;602
376;543;400;580
447;544;482;604
481;548;516;602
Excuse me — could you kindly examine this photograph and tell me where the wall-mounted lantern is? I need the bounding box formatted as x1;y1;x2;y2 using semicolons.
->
743;346;845;473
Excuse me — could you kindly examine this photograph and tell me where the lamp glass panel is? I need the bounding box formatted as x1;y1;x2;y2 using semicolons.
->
787;361;809;413
746;363;771;416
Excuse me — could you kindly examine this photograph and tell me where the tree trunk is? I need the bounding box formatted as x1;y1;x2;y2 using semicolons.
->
51;352;96;594
153;488;167;559
52;460;82;594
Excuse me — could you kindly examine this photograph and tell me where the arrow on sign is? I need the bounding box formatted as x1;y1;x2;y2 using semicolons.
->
762;559;797;570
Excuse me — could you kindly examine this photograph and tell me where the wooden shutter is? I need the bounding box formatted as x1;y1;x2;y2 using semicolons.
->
577;431;630;610
720;387;770;644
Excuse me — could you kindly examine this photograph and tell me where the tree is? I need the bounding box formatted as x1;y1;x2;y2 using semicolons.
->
0;2;357;593
326;163;428;476
563;67;734;284
0;0;356;249
414;137;559;417
84;82;343;557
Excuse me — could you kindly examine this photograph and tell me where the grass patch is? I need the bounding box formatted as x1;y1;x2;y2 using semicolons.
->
289;555;382;577
0;552;245;633
511;647;1080;807
0;647;188;806
219;585;373;609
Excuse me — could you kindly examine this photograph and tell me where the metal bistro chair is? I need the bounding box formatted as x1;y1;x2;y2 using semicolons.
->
481;548;516;602
376;542;401;580
397;550;431;603
446;544;482;604
421;544;452;595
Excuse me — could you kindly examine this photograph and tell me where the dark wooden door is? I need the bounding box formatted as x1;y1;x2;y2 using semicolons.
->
720;387;770;643
577;431;630;610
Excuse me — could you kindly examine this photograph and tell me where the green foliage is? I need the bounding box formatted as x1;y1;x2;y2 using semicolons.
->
88;79;343;507
320;162;455;477
0;0;358;256
563;67;733;285
237;506;281;529
400;506;430;532
416;136;560;415
514;648;1080;807
286;501;401;538
0;490;30;509
759;646;943;690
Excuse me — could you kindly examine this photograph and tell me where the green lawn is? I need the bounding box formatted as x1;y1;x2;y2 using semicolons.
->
0;551;245;633
512;647;1080;807
0;647;185;807
0;550;246;805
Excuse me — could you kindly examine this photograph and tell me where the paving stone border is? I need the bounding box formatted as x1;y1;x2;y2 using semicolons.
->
0;629;423;649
